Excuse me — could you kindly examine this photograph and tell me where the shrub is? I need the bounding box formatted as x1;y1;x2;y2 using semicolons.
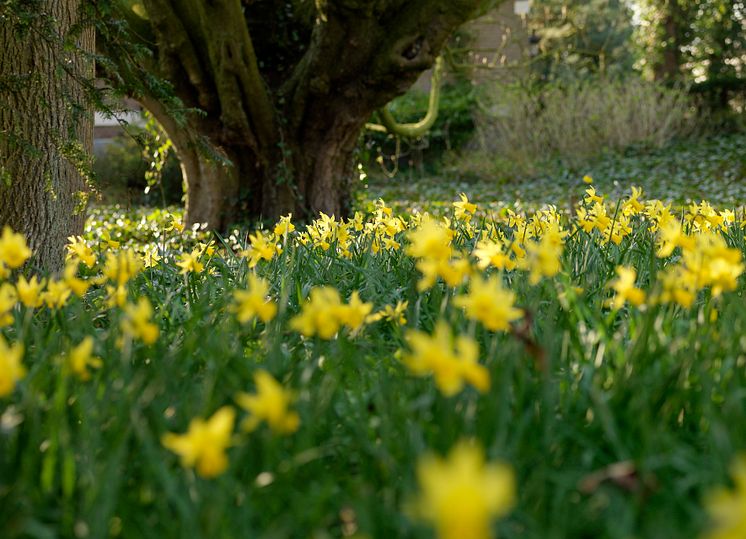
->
475;77;695;175
93;132;183;206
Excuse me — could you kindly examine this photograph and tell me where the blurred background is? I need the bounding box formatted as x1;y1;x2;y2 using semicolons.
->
93;0;746;212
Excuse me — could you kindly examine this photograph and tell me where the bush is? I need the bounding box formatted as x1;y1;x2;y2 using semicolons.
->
475;77;695;175
93;133;183;206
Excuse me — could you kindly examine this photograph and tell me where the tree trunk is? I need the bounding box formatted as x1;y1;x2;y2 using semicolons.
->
180;147;240;229
145;94;358;226
132;0;490;228
0;0;94;271
184;109;367;224
291;110;369;220
142;96;241;229
140;105;358;227
654;1;682;82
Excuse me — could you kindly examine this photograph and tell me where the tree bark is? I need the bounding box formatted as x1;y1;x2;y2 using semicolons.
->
0;0;94;271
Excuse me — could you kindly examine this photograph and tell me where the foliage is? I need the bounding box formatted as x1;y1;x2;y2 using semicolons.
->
2;185;746;537
140;112;176;204
635;0;746;109
527;0;636;81
93;134;183;207
83;205;204;249
474;76;694;176
363;132;746;217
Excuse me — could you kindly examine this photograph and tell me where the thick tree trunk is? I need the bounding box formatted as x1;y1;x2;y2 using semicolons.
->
134;0;490;228
0;0;94;271
291;111;369;220
180;147;239;229
143;96;241;228
154;121;356;227
172;110;365;225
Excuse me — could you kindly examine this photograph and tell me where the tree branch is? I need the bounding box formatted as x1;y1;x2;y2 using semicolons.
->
140;0;214;110
367;56;443;138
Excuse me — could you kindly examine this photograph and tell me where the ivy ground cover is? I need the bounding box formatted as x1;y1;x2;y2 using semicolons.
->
1;183;746;539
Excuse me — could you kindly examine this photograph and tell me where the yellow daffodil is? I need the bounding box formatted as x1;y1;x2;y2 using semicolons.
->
236;370;300;434
162;406;235;478
584;186;603;205
232;274;277;323
413;441;515;539
15;275;44;308
472;239;517;271
106;284;128;308
0;334;25;397
402;321;488;396
588;202;611;233
366;300;408;325
63;262;90;297
290;286;345;339
702;455;746;539
99;230;121;249
176;248;204;275
241;231;281;268
415;255;471;292
454;275;523;332
121;297;159;344
655;266;698;309
521;235;563;285
657;219;694;258
622;186;645;216
454;193;477;221
197;241;216;257
290;287;371;339
607;266;645;309
681;232;744;297
603;214;633;245
66;236;96;268
0;282;17;326
66;336;103;381
406;218;453;261
102;250;142;287
274;214;295;237
337;291;373;332
687;201;724;232
142;245;162;268
165;216;185;233
42;279;72;309
575;206;596;234
0;226;31;269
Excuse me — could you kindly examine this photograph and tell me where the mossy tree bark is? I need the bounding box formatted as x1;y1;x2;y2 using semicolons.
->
128;0;497;228
0;0;94;271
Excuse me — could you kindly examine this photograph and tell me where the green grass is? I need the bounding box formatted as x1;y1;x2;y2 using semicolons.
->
362;132;746;216
1;185;746;538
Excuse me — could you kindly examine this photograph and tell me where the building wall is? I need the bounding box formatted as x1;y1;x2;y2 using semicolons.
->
93;98;143;156
413;1;530;92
